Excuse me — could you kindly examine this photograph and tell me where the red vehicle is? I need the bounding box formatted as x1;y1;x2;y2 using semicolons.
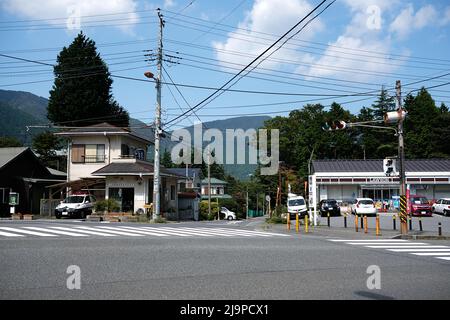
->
408;195;432;217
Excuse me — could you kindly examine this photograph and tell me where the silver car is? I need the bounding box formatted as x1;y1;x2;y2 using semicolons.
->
432;198;450;216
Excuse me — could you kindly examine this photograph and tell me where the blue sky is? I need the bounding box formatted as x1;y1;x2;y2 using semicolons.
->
1;0;450;130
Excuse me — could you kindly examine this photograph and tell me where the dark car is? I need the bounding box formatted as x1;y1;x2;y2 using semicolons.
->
319;199;341;217
408;195;432;217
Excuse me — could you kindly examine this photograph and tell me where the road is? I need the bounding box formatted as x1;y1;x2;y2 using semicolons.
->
1;219;450;300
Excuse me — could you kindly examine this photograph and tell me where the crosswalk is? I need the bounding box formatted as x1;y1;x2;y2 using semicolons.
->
0;225;289;239
329;239;450;262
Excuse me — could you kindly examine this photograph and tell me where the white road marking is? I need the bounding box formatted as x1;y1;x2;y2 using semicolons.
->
24;227;88;237
366;245;449;249
347;242;428;245
0;230;25;237
387;248;450;252
74;226;143;237
215;228;287;237
149;227;215;237
49;226;117;237
98;226;168;237
410;252;450;256
0;227;57;237
329;239;408;242
436;257;450;261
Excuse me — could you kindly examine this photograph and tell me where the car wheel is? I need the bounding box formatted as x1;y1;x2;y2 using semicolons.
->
227;216;233;221
445;210;450;217
79;211;86;219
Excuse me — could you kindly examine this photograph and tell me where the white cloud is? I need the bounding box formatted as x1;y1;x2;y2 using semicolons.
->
213;0;324;70
389;4;438;38
441;6;450;26
298;0;403;82
164;0;176;9
1;0;140;33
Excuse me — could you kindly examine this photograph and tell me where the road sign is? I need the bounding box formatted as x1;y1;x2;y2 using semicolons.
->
8;192;19;206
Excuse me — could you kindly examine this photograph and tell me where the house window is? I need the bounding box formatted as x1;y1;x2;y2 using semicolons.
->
121;144;130;157
72;144;105;163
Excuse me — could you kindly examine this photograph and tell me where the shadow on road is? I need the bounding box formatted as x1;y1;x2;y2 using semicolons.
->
354;291;395;300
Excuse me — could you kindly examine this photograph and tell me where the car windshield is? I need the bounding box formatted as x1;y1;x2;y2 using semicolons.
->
324;200;337;205
63;196;85;203
359;200;373;205
288;199;305;206
411;197;428;204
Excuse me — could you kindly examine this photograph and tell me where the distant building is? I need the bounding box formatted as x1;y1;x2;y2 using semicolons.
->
200;178;232;200
310;159;450;203
0;147;66;216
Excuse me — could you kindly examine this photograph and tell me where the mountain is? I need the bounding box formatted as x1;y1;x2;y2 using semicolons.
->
0;89;270;179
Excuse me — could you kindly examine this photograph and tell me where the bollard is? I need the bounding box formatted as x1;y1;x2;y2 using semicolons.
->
295;212;299;233
360;216;364;229
287;212;290;231
354;215;358;232
344;214;347;228
364;215;368;234
327;212;330;228
438;222;442;236
393;215;397;230
376;215;381;236
305;215;309;233
419;217;423;232
409;216;412;231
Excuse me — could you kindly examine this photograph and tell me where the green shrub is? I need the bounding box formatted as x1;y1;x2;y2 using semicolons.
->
94;198;120;213
199;200;219;220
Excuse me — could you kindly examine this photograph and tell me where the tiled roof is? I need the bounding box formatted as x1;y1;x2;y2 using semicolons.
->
92;161;184;177
312;159;450;173
0;147;28;168
201;178;228;185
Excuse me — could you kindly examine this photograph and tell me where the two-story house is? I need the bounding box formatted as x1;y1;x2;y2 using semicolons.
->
55;122;182;216
201;178;232;200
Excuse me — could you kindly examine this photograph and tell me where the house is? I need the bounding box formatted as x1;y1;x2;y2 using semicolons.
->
0;147;66;216
200;178;232;200
166;167;203;220
53;122;184;218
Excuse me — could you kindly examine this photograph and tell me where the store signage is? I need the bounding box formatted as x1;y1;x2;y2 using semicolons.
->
368;178;391;183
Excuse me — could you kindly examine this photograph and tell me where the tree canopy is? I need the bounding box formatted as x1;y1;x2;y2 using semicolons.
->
47;32;129;127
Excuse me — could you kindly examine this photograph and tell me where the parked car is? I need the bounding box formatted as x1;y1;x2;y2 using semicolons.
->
319;199;341;216
408;195;432;217
351;198;377;216
432;198;450;216
287;195;308;219
55;194;96;219
220;207;236;220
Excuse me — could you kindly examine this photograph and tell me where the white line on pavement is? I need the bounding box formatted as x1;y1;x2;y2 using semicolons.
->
366;245;449;249
0;230;25;237
387;248;450;252
74;226;143;237
346;242;428;245
49;226;117;236
436;257;450;261
410;252;450;256
329;239;408;242
98;226;168;237
0;227;57;237
24;227;88;237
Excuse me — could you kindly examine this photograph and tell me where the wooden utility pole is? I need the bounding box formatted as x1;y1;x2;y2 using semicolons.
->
396;80;407;235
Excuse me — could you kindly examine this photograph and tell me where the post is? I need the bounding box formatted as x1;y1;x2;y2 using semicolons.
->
438;222;442;236
152;9;164;221
327;212;330;228
256;192;259;216
376;215;381;236
305;214;309;233
396;80;407;235
208;147;212;219
364;215;368;233
355;215;358;232
287;211;290;231
246;185;249;220
408;216;412;231
393;215;397;230
419;217;423;231
295;212;299;233
360;216;364;229
344;214;347;228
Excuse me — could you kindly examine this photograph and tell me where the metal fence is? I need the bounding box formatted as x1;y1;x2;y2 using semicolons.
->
39;199;61;216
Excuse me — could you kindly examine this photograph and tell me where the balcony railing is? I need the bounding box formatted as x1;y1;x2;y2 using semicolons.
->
83;155;106;163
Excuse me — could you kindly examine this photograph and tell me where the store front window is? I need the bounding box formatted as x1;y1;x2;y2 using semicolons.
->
108;187;134;213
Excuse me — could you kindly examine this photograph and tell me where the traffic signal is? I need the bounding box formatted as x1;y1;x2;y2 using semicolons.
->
322;120;347;131
383;158;397;176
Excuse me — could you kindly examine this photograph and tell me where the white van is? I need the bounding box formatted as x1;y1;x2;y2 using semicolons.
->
287;193;308;219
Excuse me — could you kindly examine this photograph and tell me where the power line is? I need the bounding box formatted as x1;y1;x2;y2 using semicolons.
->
164;0;330;127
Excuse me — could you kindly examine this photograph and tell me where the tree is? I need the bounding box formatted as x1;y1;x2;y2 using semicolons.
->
32;131;62;167
161;149;174;168
47;32;129;127
0;136;23;148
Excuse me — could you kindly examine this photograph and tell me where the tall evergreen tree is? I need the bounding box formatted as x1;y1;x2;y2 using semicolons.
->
47;32;129;127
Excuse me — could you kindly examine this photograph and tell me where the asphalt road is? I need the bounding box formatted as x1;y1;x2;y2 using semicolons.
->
1;219;450;300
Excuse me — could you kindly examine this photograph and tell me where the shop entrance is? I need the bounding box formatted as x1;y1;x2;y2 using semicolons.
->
108;187;134;213
362;187;399;201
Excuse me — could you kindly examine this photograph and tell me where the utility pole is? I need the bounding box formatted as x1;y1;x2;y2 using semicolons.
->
246;185;249;220
396;80;407;235
207;146;212;219
152;9;164;221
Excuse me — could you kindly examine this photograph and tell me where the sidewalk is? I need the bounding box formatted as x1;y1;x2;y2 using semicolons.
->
253;217;450;240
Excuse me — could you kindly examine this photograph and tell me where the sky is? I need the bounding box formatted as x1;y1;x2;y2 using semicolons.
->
1;0;450;131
